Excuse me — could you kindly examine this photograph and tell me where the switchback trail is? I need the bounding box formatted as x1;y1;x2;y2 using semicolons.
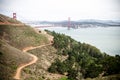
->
14;43;52;80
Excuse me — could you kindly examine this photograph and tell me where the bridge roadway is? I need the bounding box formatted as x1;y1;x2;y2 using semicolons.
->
34;26;53;28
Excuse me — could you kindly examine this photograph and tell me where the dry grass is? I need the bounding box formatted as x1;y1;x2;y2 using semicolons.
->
21;46;64;80
0;14;21;24
0;14;50;80
0;25;49;50
0;39;32;80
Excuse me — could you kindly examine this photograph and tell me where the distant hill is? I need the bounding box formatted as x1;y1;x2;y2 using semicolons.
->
25;19;120;27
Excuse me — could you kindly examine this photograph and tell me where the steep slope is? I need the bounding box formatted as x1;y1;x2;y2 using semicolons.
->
0;14;50;50
0;14;21;24
0;25;49;50
0;14;62;80
21;45;65;80
0;39;32;80
46;30;120;80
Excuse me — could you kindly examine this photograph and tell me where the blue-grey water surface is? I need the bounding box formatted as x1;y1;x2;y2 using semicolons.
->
39;27;120;56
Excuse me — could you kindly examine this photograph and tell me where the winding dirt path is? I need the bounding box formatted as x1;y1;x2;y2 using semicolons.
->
13;43;52;80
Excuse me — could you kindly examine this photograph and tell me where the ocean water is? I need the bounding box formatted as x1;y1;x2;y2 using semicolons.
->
38;26;120;56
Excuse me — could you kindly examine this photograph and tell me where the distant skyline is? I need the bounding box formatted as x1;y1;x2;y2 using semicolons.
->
0;0;120;21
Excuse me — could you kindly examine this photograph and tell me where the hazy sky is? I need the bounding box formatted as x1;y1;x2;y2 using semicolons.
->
0;0;120;21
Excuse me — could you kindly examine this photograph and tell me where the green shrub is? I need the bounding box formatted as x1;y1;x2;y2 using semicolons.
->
0;52;2;55
47;30;120;80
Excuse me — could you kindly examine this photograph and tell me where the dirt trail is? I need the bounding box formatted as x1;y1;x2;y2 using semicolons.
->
13;29;53;80
13;53;38;80
14;43;52;80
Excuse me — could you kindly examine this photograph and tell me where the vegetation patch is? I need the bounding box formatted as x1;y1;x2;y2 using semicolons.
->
0;25;49;50
46;30;120;80
0;39;32;80
0;52;2;55
11;65;17;70
59;77;69;80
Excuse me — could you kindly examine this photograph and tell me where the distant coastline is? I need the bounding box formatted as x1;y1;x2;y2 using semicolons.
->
37;26;120;56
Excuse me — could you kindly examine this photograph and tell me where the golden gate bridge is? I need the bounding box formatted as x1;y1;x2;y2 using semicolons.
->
0;12;71;29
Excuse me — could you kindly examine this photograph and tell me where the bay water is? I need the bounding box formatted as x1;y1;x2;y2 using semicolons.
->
38;26;120;56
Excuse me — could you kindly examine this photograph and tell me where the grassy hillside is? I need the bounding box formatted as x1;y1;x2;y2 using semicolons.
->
0;14;52;80
0;14;50;50
0;25;49;50
0;39;32;80
0;14;21;23
21;46;61;80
